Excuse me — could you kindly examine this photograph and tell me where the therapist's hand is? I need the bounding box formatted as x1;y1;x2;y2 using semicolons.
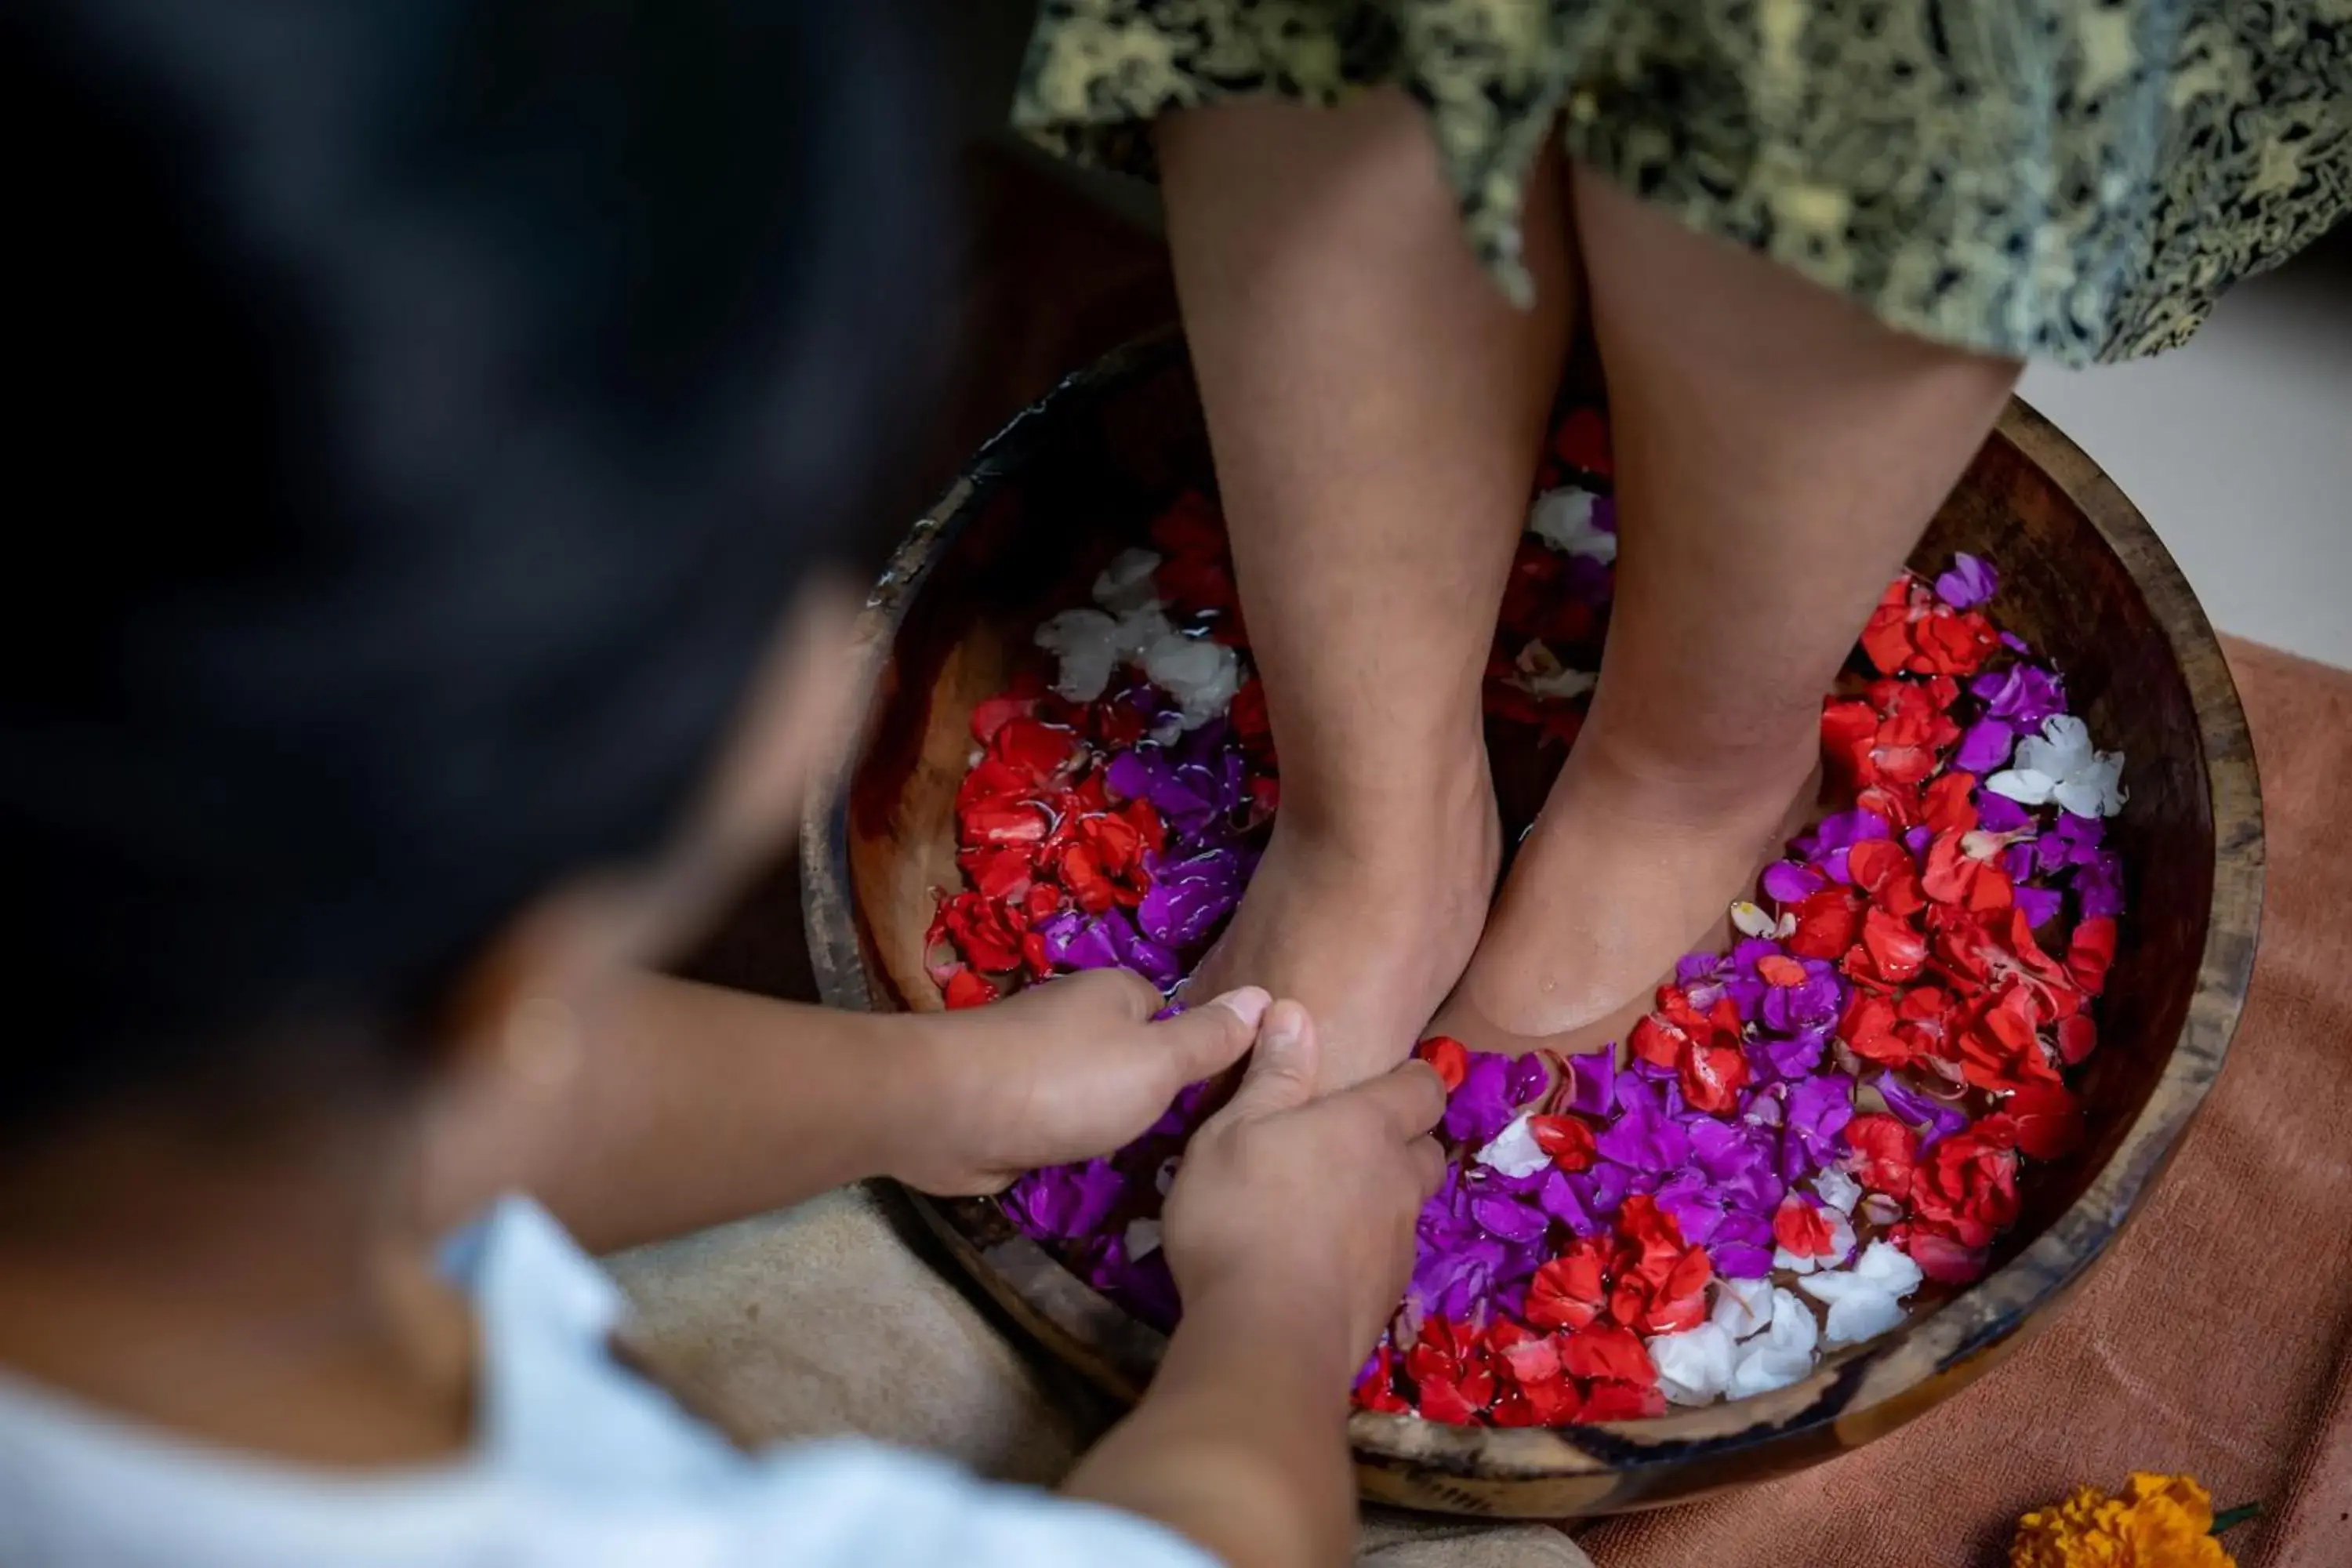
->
887;971;1267;1196
1160;1000;1447;1362
1063;999;1449;1568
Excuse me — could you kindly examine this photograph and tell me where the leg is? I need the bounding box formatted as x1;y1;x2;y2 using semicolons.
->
1443;170;2020;1045
1160;92;1575;1089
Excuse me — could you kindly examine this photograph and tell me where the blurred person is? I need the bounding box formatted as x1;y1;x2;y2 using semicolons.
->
1018;0;2351;1087
0;5;1449;1566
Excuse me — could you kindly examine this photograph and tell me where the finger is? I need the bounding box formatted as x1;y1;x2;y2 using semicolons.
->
1213;999;1321;1124
1338;1058;1449;1143
1408;1134;1447;1200
1060;965;1163;1023
1142;986;1270;1086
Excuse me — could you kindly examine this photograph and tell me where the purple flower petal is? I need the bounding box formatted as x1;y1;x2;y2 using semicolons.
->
1596;1083;1692;1174
1007;1159;1127;1240
1537;1167;1602;1236
1971;664;2067;728
1762;1030;1830;1080
1954;717;2016;775
1976;792;2034;834
1876;1073;1970;1149
1579;1160;1632;1216
2074;852;2126;918
1712;1241;1776;1280
1469;1192;1550;1244
1443;1052;1519;1145
1508;1051;1552;1109
1786;1074;1856;1167
2013;883;2064;928
1567;1050;1619;1118
1560;554;1614;605
1934;553;2000;610
1761;860;1825;906
1411;1236;1507;1320
1137;849;1246;948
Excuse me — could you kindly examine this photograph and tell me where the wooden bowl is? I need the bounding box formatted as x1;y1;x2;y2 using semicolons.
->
800;330;2263;1517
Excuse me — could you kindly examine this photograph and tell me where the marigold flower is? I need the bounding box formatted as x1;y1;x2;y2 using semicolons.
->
2009;1472;2236;1568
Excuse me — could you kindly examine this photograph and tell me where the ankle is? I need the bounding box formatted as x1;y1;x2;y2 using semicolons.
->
1272;744;1497;870
1569;716;1817;825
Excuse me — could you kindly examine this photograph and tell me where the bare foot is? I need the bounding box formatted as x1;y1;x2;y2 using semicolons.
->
1185;761;1501;1091
1432;732;1820;1055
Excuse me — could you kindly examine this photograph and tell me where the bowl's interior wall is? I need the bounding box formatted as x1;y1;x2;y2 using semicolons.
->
843;341;2214;1276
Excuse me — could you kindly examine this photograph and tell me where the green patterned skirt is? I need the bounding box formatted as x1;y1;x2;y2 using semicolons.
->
1014;0;2352;365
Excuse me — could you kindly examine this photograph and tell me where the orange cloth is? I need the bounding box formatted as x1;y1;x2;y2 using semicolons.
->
1584;640;2352;1568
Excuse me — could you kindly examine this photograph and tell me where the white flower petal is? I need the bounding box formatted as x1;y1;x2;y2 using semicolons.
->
2054;751;2128;818
1860;1192;1906;1227
1727;1295;1821;1399
1111;604;1177;662
1123;1217;1163;1260
1508;640;1598;701
1797;1241;1924;1320
1851;1239;1926;1297
1821;1289;1907;1347
1648;1323;1737;1406
1528;486;1617;562
1035;608;1120;702
1986;767;2058;805
1711;1277;1777;1340
1091;548;1165;615
1813;1167;1862;1215
1142;633;1241;730
1475;1113;1552;1179
1730;901;1778;939
1154;1156;1181;1196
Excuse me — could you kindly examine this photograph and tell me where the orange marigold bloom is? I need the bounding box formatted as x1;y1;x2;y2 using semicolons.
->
2009;1472;2235;1568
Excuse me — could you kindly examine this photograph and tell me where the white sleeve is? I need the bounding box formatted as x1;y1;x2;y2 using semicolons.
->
732;1439;1221;1568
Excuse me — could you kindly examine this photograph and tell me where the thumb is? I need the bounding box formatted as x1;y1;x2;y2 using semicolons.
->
1145;985;1271;1086
1215;1000;1321;1123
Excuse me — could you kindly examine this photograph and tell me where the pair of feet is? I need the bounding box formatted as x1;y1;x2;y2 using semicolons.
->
1189;723;1821;1090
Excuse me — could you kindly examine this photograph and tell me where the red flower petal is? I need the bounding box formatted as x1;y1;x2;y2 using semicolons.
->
1788;886;1867;960
2001;1082;2087;1160
1417;1035;1470;1093
1352;1345;1412;1415
1842;993;1915;1067
2056;1012;2099;1066
1579;1379;1668;1423
1922;771;1980;835
1551;407;1613;477
1773;1196;1837;1258
969;692;1037;744
1528;1114;1598;1172
2065;916;2118;996
1843;1113;1919;1198
1417;1375;1484;1425
1903;1226;1991;1284
1860;603;1918;680
1679;1036;1751;1116
1519;1376;1585;1426
1629;1010;1687;1070
1855;906;1930;983
942;968;999;1010
1527;1240;1610;1333
1561;1323;1652;1387
1493;1323;1563;1386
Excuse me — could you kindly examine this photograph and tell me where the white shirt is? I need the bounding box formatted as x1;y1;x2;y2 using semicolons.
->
0;1198;1214;1568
